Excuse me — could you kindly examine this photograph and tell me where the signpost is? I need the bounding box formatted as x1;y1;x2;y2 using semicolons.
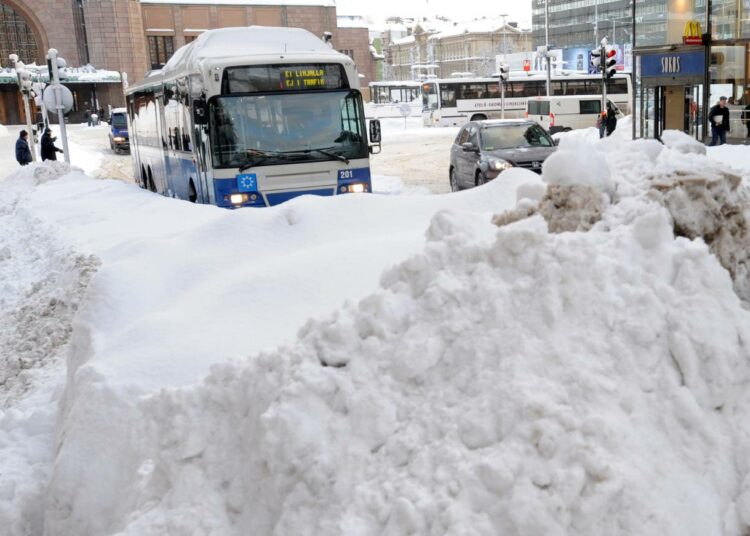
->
8;55;37;162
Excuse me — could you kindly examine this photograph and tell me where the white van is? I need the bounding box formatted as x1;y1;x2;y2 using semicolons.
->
526;96;622;132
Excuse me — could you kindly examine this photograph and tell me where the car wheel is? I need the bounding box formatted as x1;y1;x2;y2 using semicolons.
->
470;114;487;121
475;171;486;186
449;167;460;192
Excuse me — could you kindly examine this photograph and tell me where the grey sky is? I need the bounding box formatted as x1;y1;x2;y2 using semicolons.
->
334;0;533;29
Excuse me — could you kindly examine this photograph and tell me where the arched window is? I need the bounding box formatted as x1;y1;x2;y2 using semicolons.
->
0;3;40;65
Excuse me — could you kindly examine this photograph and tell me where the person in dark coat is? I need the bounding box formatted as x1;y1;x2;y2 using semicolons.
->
708;96;730;146
15;130;32;166
605;102;618;136
742;103;750;139
85;109;91;127
41;128;63;161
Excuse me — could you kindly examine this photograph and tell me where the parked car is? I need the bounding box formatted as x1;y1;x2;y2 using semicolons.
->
108;107;129;154
526;95;623;133
449;120;557;191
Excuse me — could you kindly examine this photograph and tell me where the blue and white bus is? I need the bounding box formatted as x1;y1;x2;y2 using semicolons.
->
125;26;381;208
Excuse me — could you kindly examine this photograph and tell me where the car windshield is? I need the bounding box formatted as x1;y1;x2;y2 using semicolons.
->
209;90;367;169
112;115;127;128
480;124;553;150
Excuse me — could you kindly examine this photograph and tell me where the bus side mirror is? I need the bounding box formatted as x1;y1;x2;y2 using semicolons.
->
193;99;207;125
369;119;381;143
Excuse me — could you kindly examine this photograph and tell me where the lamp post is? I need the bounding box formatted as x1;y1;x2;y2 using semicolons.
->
545;0;551;96
9;54;37;162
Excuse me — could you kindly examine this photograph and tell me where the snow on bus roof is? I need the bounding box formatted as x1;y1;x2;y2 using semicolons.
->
160;26;342;76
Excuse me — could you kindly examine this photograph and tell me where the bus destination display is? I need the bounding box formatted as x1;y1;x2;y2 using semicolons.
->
223;64;348;94
282;68;327;90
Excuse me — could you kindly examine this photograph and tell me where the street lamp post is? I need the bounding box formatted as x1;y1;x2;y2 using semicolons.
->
545;0;551;96
9;54;37;162
47;48;71;164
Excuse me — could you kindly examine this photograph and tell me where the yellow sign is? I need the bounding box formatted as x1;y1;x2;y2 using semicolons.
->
683;20;703;44
282;68;327;90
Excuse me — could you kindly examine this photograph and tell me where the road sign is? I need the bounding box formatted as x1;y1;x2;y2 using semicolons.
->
43;84;74;115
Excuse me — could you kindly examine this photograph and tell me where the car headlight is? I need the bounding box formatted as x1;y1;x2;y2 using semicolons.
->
490;159;513;171
113;136;126;142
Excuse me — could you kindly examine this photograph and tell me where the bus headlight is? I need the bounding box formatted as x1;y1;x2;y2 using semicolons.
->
229;193;247;204
349;183;365;193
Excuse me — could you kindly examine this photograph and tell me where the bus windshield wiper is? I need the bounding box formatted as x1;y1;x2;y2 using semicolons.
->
280;147;350;164
238;149;279;172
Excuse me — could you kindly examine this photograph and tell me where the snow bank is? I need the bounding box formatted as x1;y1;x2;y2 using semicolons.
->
0;162;98;536
0;123;9;138
48;206;750;536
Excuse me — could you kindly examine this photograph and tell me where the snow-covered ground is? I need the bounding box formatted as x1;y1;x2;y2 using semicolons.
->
1;119;749;535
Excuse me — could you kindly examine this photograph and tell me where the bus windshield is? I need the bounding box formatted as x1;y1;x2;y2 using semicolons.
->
209;90;367;169
111;114;128;129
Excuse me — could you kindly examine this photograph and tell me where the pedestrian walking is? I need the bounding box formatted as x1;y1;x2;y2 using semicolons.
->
708;96;730;146
15;130;32;166
605;102;618;137
41;128;64;161
85;108;91;127
742;103;750;139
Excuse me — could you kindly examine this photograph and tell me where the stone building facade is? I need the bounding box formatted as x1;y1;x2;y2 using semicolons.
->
0;0;375;124
387;19;532;80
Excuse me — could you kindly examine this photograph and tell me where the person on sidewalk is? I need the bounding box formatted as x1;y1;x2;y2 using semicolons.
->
15;130;32;166
41;128;64;161
708;96;730;146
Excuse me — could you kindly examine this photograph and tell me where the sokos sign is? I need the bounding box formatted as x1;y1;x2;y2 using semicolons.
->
641;51;704;79
661;56;681;74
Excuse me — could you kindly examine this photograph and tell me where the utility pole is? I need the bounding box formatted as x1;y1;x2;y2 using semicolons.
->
47;48;70;164
545;0;551;96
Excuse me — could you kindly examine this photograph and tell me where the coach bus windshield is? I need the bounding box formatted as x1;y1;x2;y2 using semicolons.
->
209;90;367;169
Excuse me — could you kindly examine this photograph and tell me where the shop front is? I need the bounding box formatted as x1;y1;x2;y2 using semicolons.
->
633;0;750;143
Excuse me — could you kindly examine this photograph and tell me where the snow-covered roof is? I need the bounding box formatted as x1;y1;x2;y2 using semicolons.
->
160;26;346;77
391;35;415;46
337;15;368;29
0;64;121;85
429;19;524;40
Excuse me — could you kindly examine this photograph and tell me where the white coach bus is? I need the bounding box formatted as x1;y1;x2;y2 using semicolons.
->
421;73;632;127
125;26;381;208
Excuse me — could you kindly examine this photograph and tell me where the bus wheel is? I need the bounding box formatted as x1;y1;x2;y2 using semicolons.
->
449;167;460;192
470;114;487;121
475;170;486;187
189;180;197;203
140;166;148;189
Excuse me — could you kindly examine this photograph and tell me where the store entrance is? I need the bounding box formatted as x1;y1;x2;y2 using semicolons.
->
641;83;704;140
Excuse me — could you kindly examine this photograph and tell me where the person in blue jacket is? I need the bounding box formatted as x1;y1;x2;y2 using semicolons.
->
15;130;32;166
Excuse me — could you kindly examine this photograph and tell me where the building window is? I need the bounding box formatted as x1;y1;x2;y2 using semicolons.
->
0;3;39;64
340;49;355;60
184;35;197;44
73;0;90;64
148;35;174;69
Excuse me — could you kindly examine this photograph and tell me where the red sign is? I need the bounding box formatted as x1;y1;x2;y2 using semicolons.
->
523;59;531;72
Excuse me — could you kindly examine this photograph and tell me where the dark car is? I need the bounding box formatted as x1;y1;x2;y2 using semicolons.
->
449;120;557;191
108;108;130;154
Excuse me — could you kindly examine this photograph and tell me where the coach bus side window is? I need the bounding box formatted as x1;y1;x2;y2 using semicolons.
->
441;84;457;108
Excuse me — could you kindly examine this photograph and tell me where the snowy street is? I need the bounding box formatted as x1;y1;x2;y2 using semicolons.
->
1;119;750;535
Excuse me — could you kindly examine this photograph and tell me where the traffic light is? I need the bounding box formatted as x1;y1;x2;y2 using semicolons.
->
590;49;602;72
499;64;509;82
604;47;617;79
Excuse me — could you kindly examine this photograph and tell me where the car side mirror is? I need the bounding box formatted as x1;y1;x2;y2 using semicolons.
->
461;142;478;153
553;138;560;146
369;119;382;143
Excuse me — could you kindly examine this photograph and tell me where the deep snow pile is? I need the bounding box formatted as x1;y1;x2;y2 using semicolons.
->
0;162;99;536
38;132;750;535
